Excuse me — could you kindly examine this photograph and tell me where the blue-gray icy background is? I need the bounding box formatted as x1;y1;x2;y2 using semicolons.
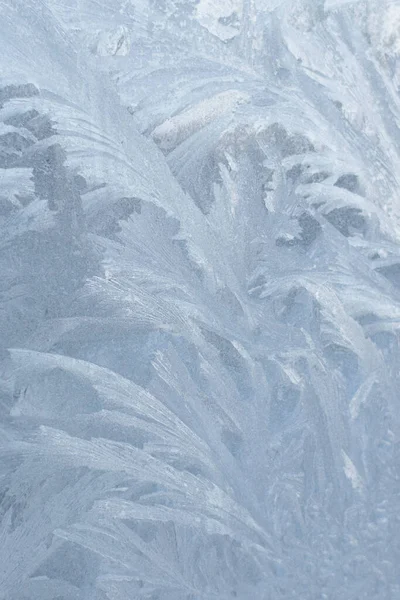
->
0;0;400;598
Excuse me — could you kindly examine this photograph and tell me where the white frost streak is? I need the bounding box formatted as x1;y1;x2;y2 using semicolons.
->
152;90;250;151
342;450;364;492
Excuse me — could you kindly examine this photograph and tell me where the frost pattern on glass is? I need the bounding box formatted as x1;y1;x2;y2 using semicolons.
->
1;1;400;598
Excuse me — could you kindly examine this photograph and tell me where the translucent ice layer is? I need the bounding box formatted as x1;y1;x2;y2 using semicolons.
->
0;1;400;598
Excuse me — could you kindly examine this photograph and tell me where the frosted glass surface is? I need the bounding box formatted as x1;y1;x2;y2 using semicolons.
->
0;1;400;598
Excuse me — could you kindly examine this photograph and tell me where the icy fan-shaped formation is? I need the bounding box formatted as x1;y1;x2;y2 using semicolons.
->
1;0;400;598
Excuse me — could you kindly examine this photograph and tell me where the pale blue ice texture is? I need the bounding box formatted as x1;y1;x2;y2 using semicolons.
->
0;0;400;598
